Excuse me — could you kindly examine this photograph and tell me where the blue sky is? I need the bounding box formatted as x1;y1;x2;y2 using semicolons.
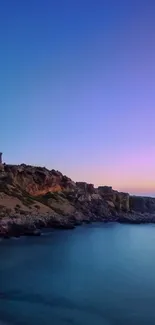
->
1;1;155;195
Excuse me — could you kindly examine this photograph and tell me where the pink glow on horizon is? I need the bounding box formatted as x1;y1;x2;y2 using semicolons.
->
96;147;155;195
68;146;155;196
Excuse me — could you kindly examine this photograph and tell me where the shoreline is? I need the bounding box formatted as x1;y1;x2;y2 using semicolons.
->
1;212;155;239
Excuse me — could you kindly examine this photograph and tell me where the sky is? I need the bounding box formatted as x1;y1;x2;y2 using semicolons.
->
0;0;155;196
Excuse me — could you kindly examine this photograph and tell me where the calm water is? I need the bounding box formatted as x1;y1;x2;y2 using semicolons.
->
1;223;155;325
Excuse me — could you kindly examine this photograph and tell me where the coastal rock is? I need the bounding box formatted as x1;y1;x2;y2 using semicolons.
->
98;187;130;212
118;212;155;224
0;163;155;238
76;182;95;194
2;164;76;196
130;196;155;214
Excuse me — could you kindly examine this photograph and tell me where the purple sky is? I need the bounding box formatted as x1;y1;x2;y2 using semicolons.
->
1;1;155;195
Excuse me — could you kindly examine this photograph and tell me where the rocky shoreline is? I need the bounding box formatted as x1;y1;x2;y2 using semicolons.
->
1;211;155;239
0;163;155;239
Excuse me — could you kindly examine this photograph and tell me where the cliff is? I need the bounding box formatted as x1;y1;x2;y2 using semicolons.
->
0;164;155;238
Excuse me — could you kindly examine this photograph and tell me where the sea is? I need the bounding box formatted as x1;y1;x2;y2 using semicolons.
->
0;223;155;325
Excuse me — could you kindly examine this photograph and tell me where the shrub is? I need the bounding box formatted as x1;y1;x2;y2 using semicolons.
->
16;204;21;209
34;204;40;210
5;208;12;215
0;205;5;211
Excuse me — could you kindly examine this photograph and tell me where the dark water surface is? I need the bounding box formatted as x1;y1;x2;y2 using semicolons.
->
1;223;155;325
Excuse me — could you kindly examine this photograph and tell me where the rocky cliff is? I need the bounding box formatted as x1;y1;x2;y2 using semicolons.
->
0;164;155;238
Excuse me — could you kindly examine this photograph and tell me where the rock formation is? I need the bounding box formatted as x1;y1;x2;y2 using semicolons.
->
0;163;155;238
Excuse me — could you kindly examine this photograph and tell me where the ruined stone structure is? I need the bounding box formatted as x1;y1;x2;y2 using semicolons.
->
0;152;2;165
0;152;4;171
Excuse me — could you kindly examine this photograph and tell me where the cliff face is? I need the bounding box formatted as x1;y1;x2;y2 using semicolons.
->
0;163;155;237
98;186;130;212
2;164;76;196
130;196;155;213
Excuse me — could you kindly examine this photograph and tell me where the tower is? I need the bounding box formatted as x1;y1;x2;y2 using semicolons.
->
0;152;2;164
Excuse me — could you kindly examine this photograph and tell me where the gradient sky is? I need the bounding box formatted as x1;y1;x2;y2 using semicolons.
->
1;0;155;195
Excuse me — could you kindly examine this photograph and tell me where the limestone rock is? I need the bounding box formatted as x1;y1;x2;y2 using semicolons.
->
0;163;155;238
98;187;130;212
130;196;155;214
